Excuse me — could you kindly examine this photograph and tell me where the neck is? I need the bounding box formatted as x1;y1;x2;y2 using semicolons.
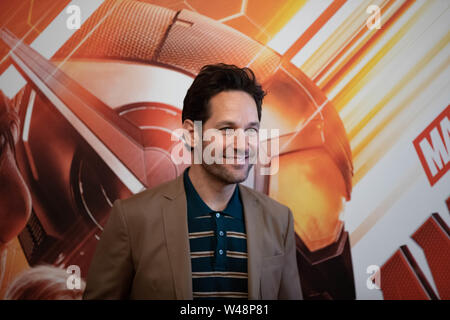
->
188;164;236;212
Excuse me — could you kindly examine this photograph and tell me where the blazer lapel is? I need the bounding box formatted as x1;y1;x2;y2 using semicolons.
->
238;184;264;300
161;174;193;299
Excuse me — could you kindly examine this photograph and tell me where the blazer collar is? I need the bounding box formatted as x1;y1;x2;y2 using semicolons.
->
161;171;264;299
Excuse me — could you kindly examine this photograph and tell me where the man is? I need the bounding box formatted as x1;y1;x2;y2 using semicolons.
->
83;63;303;300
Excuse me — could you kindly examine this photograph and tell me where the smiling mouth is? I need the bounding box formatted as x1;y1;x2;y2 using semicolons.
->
223;156;249;166
224;156;249;160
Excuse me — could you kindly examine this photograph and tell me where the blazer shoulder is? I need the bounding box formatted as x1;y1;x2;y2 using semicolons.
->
118;176;180;213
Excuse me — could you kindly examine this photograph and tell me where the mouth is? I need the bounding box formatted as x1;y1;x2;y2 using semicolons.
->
223;156;249;166
224;156;249;160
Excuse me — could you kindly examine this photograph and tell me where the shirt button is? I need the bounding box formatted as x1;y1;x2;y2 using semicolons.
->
219;231;224;236
215;212;220;218
219;249;224;255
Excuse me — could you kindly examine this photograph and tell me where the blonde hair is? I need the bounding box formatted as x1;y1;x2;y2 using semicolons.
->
4;265;85;300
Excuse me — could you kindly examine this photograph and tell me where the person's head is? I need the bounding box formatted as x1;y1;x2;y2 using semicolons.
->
4;265;85;300
182;63;266;184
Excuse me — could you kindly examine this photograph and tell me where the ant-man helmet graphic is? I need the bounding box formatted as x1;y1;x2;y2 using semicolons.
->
1;0;355;299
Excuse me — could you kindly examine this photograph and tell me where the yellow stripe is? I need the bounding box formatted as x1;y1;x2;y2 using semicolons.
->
227;231;247;239
188;231;214;239
192;271;248;279
353;34;450;184
227;251;248;258
190;251;214;258
332;1;428;110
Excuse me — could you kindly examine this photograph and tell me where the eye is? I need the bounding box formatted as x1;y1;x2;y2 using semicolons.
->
219;127;234;135
245;128;259;136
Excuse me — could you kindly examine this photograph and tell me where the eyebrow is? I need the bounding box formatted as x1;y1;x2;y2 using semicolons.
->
215;120;260;128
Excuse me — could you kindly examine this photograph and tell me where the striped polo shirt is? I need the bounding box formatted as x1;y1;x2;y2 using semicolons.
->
183;167;248;300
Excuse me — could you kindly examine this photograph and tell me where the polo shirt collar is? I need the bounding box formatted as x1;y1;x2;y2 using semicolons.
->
183;167;243;220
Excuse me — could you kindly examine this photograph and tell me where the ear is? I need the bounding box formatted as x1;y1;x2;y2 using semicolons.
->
182;119;196;150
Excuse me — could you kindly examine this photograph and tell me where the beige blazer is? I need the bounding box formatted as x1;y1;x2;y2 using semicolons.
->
83;173;303;300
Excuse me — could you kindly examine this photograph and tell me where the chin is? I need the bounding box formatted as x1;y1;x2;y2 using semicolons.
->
205;163;252;184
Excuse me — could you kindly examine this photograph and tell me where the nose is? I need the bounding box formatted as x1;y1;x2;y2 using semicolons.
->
233;129;251;157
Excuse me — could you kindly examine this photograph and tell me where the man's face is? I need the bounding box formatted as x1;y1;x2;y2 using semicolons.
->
199;90;260;184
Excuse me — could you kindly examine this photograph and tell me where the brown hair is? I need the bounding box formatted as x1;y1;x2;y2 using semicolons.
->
182;63;266;124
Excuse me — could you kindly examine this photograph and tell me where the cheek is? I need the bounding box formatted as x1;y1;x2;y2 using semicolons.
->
249;138;259;149
202;134;227;155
